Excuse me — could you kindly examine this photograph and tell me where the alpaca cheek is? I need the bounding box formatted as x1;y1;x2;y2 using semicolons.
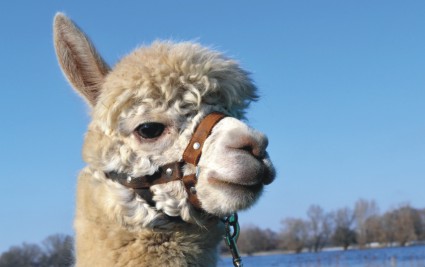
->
82;130;115;168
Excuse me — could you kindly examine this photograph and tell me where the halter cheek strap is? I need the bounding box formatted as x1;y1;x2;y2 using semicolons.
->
183;112;227;165
180;112;227;208
105;112;227;210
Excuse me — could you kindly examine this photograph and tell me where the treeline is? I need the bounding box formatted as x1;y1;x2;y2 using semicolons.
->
226;199;425;255
0;234;73;267
2;200;424;266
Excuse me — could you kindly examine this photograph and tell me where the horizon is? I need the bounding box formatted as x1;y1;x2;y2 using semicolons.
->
0;1;424;253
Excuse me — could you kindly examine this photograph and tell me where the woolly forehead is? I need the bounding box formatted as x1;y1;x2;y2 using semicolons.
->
92;42;258;129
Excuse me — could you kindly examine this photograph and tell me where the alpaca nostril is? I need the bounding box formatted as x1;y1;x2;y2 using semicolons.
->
241;145;254;153
237;142;264;159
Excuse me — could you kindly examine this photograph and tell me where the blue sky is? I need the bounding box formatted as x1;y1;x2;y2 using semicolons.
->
0;1;424;253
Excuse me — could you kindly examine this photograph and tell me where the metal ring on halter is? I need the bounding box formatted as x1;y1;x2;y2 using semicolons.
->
195;166;201;179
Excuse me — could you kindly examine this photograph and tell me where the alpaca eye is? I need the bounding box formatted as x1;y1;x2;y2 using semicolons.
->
135;123;165;139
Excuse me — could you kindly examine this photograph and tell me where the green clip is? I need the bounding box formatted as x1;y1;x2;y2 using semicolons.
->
223;213;243;267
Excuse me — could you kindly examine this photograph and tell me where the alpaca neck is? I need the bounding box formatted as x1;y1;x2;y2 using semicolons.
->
75;218;224;267
74;167;224;267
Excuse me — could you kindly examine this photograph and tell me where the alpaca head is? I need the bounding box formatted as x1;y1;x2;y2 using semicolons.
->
54;13;275;228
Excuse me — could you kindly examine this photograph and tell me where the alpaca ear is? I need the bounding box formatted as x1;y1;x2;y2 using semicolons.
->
53;13;110;107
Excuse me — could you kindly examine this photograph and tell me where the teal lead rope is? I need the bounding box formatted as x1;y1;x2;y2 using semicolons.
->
223;213;243;267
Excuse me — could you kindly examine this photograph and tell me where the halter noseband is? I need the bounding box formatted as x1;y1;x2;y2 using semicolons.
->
105;112;227;210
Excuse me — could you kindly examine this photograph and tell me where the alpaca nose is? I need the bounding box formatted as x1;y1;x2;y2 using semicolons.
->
237;134;268;159
230;131;269;160
230;132;275;185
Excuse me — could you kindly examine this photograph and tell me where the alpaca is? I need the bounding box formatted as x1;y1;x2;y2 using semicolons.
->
53;13;275;267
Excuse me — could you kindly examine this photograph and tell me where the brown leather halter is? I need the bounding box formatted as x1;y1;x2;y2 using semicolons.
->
105;112;227;210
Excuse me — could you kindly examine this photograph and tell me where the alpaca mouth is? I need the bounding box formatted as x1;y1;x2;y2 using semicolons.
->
207;177;264;193
204;158;275;190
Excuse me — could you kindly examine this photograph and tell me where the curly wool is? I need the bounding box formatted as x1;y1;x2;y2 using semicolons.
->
94;41;258;130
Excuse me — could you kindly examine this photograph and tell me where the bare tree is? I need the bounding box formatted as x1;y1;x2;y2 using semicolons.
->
354;199;379;248
236;225;277;255
363;215;385;245
392;205;417;246
262;228;279;251
381;211;397;246
331;207;356;250
321;212;334;249
380;205;418;246
41;234;74;267
0;243;43;267
279;218;309;253
0;234;74;267
412;208;425;241
306;205;333;252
